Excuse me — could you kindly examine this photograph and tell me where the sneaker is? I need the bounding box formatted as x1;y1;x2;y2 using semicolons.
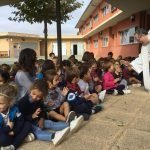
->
136;83;141;87
123;90;131;95
132;84;137;87
113;90;118;96
70;115;84;133
24;133;35;142
92;104;103;114
98;90;106;102
52;127;70;146
1;145;15;150
66;111;76;124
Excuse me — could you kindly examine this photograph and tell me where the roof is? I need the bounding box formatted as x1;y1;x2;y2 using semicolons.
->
0;32;83;40
75;0;102;28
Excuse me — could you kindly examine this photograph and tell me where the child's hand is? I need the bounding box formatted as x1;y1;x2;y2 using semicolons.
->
47;101;55;106
38;118;44;129
9;131;14;136
32;108;41;119
115;78;121;83
7;119;14;129
61;87;69;96
93;77;99;82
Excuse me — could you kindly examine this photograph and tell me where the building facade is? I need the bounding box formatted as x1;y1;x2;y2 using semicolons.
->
76;0;150;59
0;32;85;60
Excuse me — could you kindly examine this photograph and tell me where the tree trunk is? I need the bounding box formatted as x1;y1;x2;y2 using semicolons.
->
44;19;48;60
56;0;62;64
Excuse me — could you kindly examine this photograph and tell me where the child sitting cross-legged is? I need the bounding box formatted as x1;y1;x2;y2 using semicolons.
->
0;84;33;150
44;69;83;126
103;61;130;95
18;79;83;146
66;67;102;120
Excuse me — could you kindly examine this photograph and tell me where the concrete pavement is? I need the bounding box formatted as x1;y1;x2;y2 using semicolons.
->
21;87;150;150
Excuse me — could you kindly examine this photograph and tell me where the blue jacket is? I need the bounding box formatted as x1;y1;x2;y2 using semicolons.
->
0;106;24;134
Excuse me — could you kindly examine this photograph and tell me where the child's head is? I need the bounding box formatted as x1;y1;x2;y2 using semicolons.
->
66;67;80;84
0;69;10;85
0;84;17;113
1;64;11;73
80;64;91;81
44;69;60;89
90;60;98;71
42;60;55;74
103;61;114;72
62;60;71;70
30;79;48;102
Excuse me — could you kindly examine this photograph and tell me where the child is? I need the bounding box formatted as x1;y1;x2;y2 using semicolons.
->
103;61;130;95
66;67;102;119
44;69;83;124
122;66;141;87
18;79;83;146
113;61;128;89
0;69;10;85
0;84;33;150
78;63;105;102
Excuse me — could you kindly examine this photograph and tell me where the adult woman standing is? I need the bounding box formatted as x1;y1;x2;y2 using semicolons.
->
15;48;37;101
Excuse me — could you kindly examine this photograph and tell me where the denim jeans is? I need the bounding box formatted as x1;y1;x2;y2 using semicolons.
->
32;120;68;141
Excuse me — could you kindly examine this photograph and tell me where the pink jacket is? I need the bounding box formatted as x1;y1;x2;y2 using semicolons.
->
102;72;117;90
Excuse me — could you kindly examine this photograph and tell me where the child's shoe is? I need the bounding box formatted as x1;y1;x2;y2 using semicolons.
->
1;145;15;150
70;115;84;133
66;111;76;124
123;90;131;94
98;90;106;102
52;127;70;146
136;83;141;87
113;90;118;96
92;104;103;114
24;133;35;142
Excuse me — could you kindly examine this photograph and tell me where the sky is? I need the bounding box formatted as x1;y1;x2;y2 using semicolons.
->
0;0;91;36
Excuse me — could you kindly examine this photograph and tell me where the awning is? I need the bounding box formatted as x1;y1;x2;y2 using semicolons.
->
106;0;150;14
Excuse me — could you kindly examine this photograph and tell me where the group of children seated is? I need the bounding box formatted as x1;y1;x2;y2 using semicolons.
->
0;49;143;150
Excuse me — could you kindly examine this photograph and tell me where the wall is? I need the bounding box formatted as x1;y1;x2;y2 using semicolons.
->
0;38;9;57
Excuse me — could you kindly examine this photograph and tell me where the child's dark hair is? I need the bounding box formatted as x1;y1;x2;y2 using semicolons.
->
0;69;10;83
103;61;114;72
42;60;55;73
19;48;37;75
30;79;48;97
44;69;57;83
66;67;79;83
1;64;11;72
62;60;71;67
0;84;17;104
80;64;90;79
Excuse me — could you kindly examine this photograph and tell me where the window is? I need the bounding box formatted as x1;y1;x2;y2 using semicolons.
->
102;5;109;16
111;6;117;12
93;13;99;23
102;37;109;47
52;43;67;56
0;51;8;58
120;27;137;45
93;39;98;48
87;20;92;29
87;40;90;50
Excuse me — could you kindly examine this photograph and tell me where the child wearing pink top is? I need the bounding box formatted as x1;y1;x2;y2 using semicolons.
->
102;61;130;95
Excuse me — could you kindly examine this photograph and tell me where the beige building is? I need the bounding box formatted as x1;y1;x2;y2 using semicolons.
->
0;32;85;60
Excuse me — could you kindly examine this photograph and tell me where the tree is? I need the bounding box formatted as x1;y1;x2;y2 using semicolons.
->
9;0;83;59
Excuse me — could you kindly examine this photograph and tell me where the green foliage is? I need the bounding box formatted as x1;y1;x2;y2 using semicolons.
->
9;0;83;24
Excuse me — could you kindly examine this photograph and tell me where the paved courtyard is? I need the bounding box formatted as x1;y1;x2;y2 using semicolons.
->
21;87;150;150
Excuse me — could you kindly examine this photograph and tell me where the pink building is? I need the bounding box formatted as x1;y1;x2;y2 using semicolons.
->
76;0;150;59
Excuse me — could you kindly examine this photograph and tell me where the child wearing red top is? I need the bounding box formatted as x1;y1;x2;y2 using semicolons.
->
102;61;130;95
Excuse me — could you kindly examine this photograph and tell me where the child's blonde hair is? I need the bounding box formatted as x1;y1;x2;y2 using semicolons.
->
0;84;17;105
